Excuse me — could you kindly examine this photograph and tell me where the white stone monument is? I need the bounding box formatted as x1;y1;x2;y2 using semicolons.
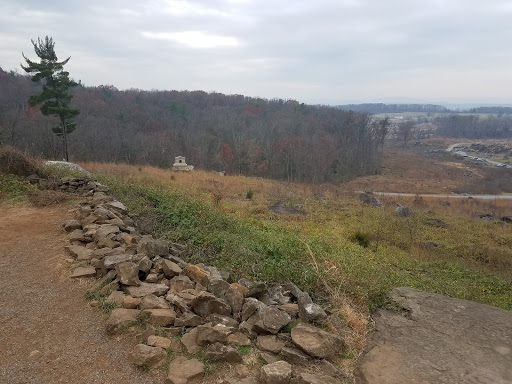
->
172;156;194;171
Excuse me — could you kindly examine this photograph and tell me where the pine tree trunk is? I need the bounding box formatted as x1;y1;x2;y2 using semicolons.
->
60;115;69;161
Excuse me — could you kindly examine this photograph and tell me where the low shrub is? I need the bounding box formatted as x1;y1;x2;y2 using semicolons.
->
349;230;372;248
0;146;43;177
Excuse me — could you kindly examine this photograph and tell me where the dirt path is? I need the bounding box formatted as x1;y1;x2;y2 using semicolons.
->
0;203;163;384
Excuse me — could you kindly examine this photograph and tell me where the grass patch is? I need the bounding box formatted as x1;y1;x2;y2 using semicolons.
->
237;345;252;355
0;173;35;202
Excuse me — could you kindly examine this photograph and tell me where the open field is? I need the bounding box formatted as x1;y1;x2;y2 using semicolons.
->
344;139;512;195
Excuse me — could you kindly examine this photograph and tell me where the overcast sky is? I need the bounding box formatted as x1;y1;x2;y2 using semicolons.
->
1;0;512;105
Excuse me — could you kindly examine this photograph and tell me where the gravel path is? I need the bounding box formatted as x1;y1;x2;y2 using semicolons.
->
0;204;164;384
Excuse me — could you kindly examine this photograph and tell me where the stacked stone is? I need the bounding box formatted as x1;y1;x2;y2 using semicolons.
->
64;197;346;384
30;175;110;195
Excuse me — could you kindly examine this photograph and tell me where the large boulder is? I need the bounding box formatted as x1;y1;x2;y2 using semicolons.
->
291;323;343;359
355;287;512;384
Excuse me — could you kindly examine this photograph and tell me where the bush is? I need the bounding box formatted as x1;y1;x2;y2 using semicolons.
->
0;146;43;177
350;231;372;248
246;189;254;199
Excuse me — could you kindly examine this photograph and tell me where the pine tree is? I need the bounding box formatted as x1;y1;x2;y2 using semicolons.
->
21;36;79;161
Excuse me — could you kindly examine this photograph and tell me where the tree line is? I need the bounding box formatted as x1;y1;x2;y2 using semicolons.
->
433;115;512;138
0;70;389;183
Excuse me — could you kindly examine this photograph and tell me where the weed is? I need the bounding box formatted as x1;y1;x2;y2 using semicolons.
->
349;230;371;248
96;298;118;314
237;345;252;355
246;189;254;199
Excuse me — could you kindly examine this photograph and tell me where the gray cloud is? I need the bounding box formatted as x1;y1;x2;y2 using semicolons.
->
1;0;512;104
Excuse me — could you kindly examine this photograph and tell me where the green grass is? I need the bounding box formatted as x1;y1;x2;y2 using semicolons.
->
0;173;35;201
92;171;512;311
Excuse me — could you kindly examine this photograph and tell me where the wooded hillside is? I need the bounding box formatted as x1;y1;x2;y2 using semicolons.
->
0;68;387;182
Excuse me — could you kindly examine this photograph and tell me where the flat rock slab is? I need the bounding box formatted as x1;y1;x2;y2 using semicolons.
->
355;287;512;384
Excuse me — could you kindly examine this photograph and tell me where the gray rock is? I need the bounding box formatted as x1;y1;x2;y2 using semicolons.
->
280;346;310;365
66;245;94;261
204;342;243;363
254;306;291;334
196;323;232;346
395;204;412;217
170;275;196;292
359;191;382;207
167;356;205;384
142;308;177;326
180;328;202;354
241;298;267;321
293;373;338;384
256;335;285;354
137;235;169;257
225;285;245;317
161;259;182;278
106;308;140;335
291;323;343;359
93;224;120;241
140;294;170;310
238;278;267;297
297;292;327;323
123;282;169;297
106;290;125;305
115;261;140;286
269;285;291;305
208;278;231;298
260;361;292;384
355;287;512;384
190;292;231;317
175;311;203;327
68;229;89;243
129;344;166;369
104;253;132;269
138;256;152;274
210;314;239;329
259;351;279;364
227;332;251;347
107;201;128;214
63;219;81;232
70;266;96;278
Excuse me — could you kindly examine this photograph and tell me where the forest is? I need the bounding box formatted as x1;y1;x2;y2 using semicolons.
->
0;68;388;183
434;114;512;138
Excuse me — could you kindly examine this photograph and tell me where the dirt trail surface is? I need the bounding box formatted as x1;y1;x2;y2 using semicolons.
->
355;287;512;384
0;204;162;384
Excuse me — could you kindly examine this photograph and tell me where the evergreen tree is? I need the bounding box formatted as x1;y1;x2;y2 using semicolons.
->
21;36;79;161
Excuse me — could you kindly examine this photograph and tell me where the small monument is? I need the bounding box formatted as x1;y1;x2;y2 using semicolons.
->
172;156;194;171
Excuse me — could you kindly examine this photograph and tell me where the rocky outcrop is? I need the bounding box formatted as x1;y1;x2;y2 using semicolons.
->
355;287;512;384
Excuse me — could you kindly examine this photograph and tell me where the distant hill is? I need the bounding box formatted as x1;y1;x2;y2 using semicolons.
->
337;103;450;114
